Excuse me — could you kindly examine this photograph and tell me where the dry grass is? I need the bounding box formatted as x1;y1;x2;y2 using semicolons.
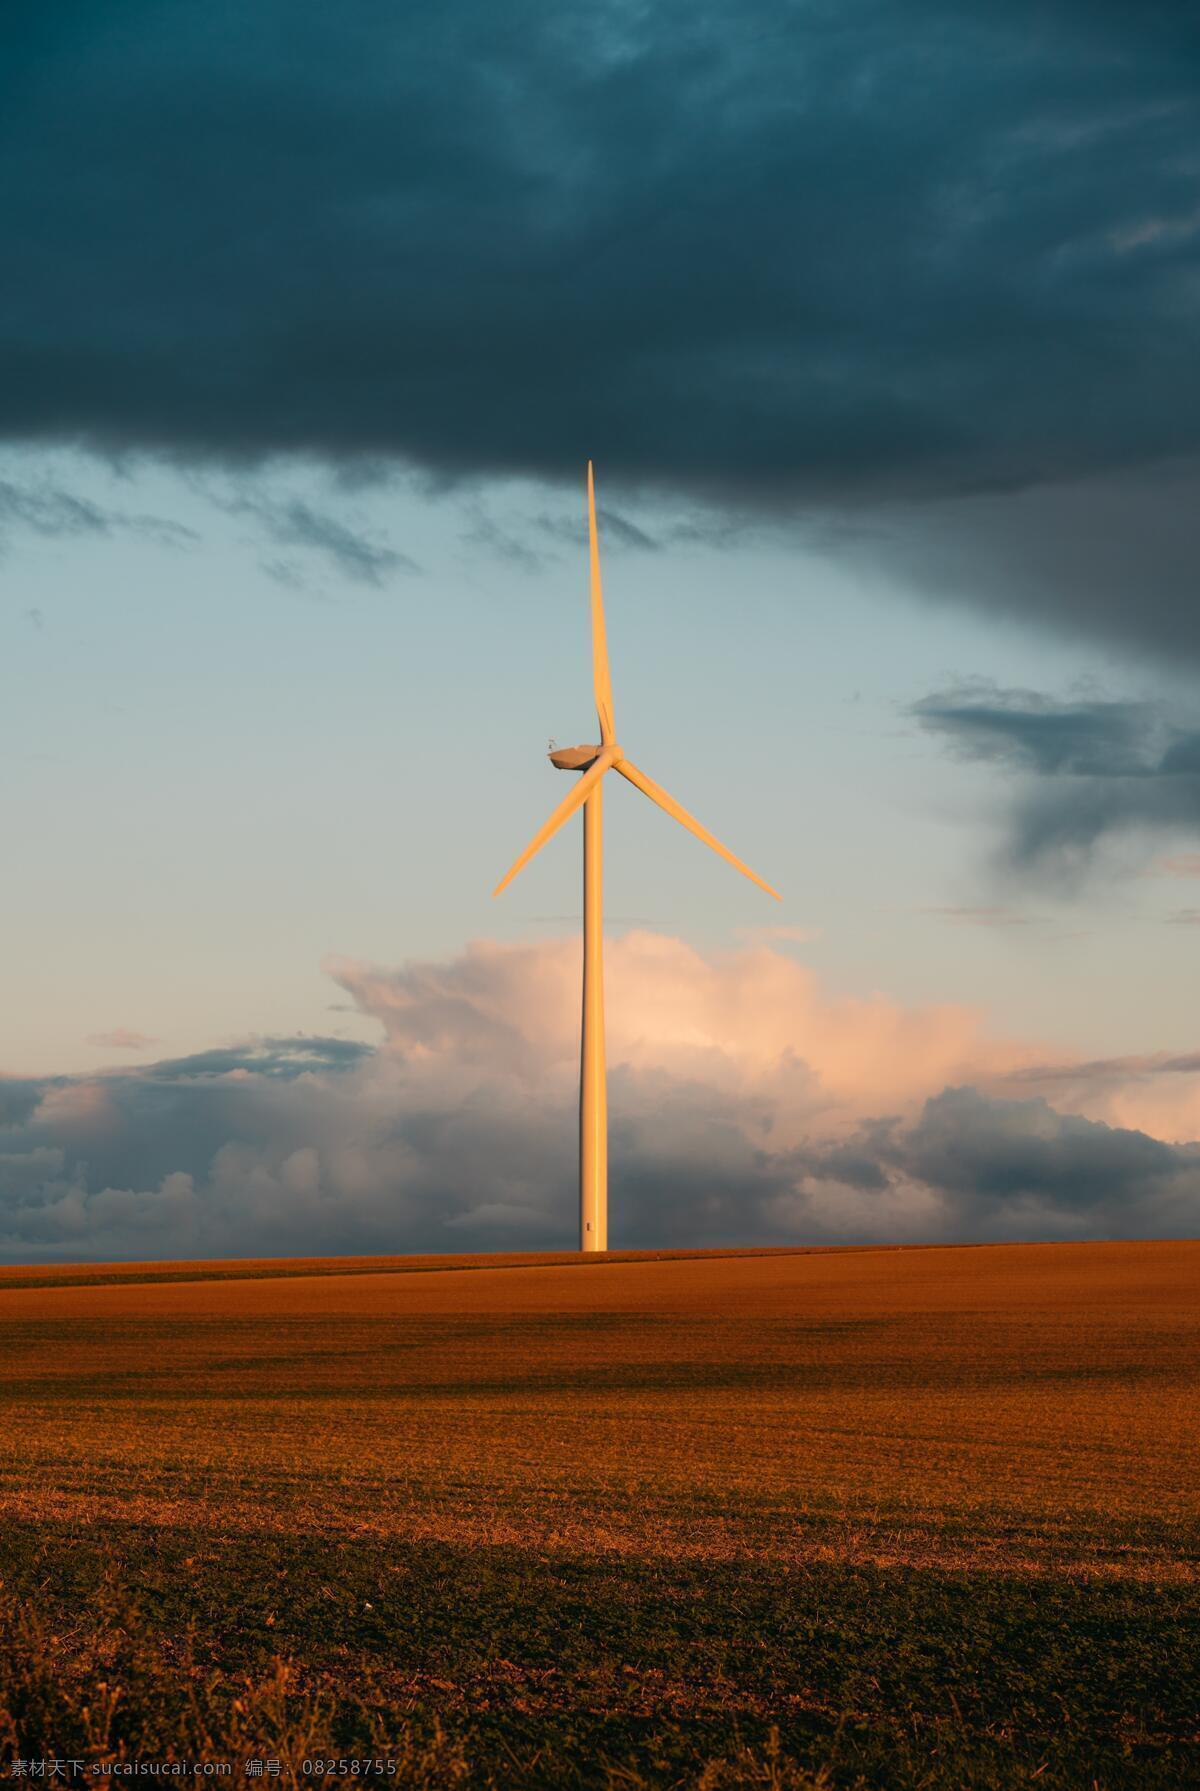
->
1;1240;1197;1786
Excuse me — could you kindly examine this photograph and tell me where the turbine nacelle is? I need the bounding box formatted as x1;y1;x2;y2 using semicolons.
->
549;743;616;771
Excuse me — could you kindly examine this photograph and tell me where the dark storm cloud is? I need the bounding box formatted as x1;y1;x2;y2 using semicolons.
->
912;687;1164;777
0;475;194;549
215;492;419;585
914;684;1200;877
3;3;1200;649
883;1085;1197;1230
629;1086;1200;1249
537;508;661;555
0;1078;57;1130
492;502;660;573
843;461;1200;665
4;1054;1195;1260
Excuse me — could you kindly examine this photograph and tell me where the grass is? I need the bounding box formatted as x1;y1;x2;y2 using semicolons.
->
0;1241;1197;1786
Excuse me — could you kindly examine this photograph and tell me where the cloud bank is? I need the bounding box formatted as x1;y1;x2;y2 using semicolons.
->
2;935;1197;1263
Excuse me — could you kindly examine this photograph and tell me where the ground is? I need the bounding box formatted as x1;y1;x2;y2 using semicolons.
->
0;1241;1197;1787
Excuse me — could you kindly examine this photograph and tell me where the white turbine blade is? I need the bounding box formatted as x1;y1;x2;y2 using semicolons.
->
493;750;615;897
588;461;616;745
615;758;781;900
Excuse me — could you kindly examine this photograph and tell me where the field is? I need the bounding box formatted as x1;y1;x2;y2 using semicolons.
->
1;1241;1197;1787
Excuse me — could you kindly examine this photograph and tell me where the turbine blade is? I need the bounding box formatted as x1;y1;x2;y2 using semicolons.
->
493;751;615;897
615;758;781;900
588;461;616;745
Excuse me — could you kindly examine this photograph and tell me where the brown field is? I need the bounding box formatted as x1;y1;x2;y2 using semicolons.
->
2;1240;1198;1786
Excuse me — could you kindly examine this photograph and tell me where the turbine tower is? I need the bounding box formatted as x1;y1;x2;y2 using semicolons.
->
493;463;780;1251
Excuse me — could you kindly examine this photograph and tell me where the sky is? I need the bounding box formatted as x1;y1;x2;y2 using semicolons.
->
2;0;1200;1260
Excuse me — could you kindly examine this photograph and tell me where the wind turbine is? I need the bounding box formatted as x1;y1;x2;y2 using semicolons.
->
493;463;780;1251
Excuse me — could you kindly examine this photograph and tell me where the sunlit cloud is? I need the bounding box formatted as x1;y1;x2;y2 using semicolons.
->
1;937;1197;1262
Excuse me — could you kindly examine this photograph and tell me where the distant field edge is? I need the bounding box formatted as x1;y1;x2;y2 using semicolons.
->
0;1236;1189;1290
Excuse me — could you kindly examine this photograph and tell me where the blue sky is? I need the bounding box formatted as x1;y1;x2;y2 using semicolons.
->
4;445;1195;1083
